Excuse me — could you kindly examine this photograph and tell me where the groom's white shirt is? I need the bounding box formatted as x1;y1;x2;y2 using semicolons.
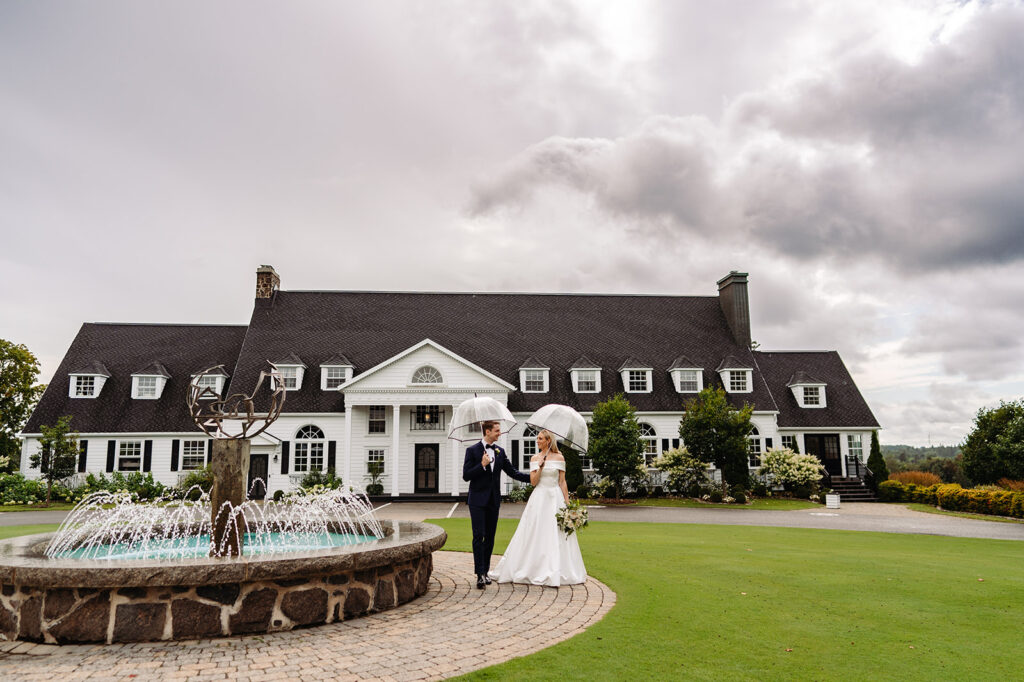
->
480;440;492;471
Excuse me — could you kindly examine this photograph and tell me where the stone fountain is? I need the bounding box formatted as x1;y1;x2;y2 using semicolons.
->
0;366;446;644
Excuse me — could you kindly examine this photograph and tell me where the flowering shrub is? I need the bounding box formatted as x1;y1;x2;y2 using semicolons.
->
757;448;824;487
654;448;709;496
879;480;1024;518
997;478;1024;492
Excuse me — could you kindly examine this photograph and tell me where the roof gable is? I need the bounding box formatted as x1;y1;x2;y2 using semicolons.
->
340;339;517;391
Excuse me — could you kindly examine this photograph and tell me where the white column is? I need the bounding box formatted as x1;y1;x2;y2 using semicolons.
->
451;403;462;495
391;404;401;497
343;405;353;489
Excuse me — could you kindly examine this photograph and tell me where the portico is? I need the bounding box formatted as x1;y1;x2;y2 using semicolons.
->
339;339;515;497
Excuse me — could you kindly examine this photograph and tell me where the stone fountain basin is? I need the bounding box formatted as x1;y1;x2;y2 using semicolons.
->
0;520;446;644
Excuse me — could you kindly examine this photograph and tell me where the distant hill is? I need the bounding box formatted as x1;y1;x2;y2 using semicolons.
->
881;444;961;460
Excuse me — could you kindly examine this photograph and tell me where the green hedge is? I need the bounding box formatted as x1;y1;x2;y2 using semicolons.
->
878;480;1024;518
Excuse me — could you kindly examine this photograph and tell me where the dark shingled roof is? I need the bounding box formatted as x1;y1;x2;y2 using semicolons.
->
25;324;247;434
519;357;550;369
70;360;111;377
26;291;879;433
132;361;171;378
570;356;601;369
787;370;825;386
755;351;879;428
322;353;353;367
618;356;652;371
230;291;773;414
669;355;699;369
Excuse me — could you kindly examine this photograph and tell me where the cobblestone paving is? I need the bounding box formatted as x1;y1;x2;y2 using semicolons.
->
0;551;615;681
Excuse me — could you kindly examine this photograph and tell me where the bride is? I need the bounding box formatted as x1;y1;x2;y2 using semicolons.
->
488;429;587;586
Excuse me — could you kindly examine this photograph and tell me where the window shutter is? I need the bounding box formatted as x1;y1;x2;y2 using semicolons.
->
170;439;180;472
143;440;153;472
672;438;680;450
511;440;520;469
327;441;337;472
106;440;116;472
765;437;774;451
206;439;213;465
78;440;88;473
281;441;290;474
41;444;50;474
661;439;670;453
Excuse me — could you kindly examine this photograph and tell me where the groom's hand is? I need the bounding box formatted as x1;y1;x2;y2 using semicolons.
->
481;452;491;468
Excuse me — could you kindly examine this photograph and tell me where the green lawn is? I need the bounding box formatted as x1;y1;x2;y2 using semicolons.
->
0;523;60;540
431;518;1024;681
0;502;79;512
629;497;819;511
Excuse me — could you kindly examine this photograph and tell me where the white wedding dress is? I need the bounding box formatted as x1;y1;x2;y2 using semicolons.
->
489;460;587;586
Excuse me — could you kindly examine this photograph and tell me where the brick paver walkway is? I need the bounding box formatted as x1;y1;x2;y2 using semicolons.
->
0;551;615;681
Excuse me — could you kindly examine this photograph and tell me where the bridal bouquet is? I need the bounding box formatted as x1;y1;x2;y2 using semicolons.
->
556;498;589;537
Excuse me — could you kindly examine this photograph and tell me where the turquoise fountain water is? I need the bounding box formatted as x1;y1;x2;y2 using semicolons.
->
45;485;385;560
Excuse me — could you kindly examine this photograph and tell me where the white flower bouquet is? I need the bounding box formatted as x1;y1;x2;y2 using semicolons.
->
556;498;589;536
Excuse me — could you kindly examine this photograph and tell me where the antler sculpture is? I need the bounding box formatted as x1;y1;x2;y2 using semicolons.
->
187;364;286;439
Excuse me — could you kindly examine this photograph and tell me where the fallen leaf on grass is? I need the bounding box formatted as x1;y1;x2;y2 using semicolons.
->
909;645;915;649
978;578;984;582
785;648;793;652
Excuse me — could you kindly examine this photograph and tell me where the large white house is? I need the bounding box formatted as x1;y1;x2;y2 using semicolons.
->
21;266;880;499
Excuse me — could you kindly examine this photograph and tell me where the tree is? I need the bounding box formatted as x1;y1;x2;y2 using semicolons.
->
588;394;645;499
866;430;888;490
29;415;80;505
961;400;1024;484
560;443;585;493
0;339;46;472
679;388;753;490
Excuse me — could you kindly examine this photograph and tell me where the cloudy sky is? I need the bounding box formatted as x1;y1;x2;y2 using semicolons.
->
2;0;1022;445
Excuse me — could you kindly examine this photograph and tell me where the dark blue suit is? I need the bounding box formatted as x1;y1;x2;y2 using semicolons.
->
463;441;531;576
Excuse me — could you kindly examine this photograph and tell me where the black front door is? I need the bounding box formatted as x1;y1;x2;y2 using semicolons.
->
804;434;842;476
248;454;268;500
415;444;439;493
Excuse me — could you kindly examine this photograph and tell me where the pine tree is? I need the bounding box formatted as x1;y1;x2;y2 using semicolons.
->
866;430;888;490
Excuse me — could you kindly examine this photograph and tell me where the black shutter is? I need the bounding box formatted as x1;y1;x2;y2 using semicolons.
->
672;438;680;450
765;437;773;451
661;439;670;453
143;440;153;472
512;440;520;468
106;440;116;472
281;441;290;474
206;439;213;465
327;441;337;472
78;440;88;473
40;444;50;473
170;439;180;472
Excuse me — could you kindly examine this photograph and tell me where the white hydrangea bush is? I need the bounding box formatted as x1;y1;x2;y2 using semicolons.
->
757;448;824;486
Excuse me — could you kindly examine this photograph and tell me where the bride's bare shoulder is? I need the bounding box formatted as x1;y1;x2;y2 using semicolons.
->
548;453;566;461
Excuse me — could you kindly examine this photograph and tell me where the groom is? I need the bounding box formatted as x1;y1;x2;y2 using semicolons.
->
463;420;531;589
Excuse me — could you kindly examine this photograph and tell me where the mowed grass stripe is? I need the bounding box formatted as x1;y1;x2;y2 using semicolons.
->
432;519;1024;681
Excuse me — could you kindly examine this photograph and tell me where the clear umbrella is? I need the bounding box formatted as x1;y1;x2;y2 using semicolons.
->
448;396;518;442
525;404;589;453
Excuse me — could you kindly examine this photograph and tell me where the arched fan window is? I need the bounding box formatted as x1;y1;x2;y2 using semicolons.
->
294;425;325;473
411;366;443;384
639;423;658;466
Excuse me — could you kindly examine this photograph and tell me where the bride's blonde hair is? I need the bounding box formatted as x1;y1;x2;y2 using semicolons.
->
538;429;561;454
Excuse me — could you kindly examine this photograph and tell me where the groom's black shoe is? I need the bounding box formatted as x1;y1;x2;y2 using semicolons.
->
484;575;492;585
476;575;486;589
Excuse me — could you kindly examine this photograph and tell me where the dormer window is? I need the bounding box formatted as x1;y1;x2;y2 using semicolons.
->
74;375;96;397
411;365;443;385
321;354;354;390
131;362;170;400
668;356;703;394
570;357;602;394
728;371;749;392
191;369;228;399
518;359;549;393
619;358;653;394
716;356;753;394
271;354;306;391
787;372;827;408
68;361;110;399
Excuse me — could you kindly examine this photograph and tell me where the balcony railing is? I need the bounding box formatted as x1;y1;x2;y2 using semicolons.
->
410;410;446;431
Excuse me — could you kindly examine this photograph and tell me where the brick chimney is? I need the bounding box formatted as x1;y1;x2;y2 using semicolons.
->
256;265;280;299
717;271;751;348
